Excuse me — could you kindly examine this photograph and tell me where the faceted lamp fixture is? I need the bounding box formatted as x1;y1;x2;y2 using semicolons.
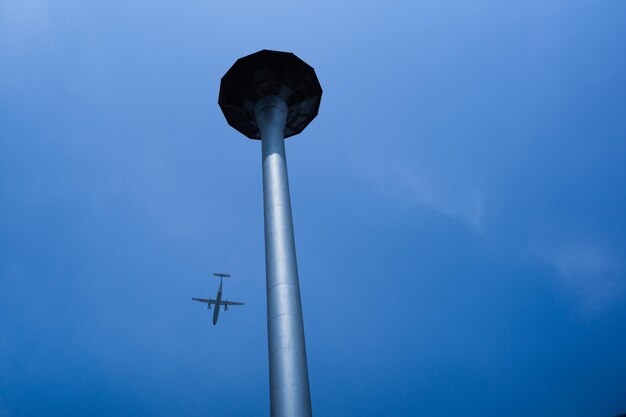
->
218;49;323;140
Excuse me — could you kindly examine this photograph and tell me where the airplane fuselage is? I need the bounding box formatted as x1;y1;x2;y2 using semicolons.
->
212;281;223;325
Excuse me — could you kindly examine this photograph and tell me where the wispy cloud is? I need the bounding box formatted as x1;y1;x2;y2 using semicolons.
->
396;166;485;231
354;153;626;313
354;159;485;232
537;240;625;311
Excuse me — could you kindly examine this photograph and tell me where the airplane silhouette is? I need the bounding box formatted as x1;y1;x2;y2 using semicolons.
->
192;273;244;325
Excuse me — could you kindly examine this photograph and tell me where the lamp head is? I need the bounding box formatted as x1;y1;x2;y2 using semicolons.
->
218;49;323;140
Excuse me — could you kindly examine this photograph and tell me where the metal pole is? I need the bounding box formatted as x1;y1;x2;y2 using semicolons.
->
255;95;312;417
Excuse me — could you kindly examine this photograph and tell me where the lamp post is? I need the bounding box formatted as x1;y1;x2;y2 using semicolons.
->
218;50;322;417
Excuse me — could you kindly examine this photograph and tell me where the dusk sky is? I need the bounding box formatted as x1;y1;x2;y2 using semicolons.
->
2;0;626;416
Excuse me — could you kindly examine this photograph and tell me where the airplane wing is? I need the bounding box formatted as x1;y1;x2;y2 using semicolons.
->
191;298;217;305
222;300;244;306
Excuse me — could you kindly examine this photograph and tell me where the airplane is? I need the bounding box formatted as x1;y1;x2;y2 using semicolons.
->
192;273;244;325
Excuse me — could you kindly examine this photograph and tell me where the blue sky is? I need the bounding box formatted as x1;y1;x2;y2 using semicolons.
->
1;0;626;416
